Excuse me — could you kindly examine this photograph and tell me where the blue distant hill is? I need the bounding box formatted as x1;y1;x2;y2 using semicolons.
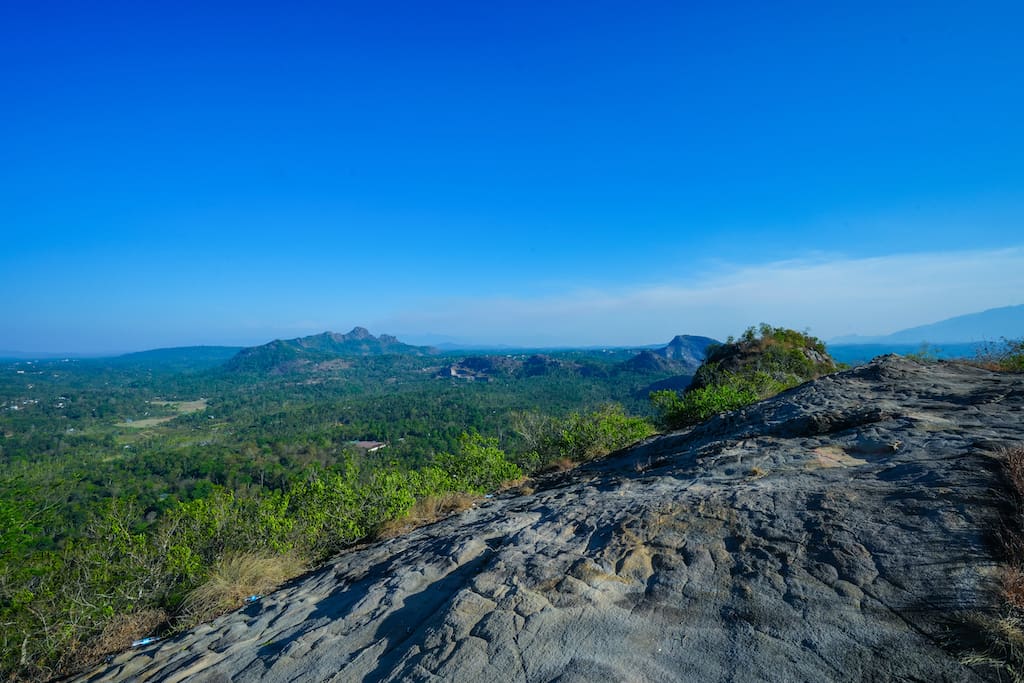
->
828;304;1023;364
831;304;1024;345
826;342;986;365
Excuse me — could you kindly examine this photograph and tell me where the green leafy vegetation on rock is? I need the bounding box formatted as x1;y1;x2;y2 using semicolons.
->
652;324;836;430
512;404;655;470
974;338;1024;373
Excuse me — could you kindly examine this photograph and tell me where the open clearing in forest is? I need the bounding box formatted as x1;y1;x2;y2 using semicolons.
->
119;399;208;428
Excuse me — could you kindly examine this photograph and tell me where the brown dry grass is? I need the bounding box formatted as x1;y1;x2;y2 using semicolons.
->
1004;568;1024;611
538;457;576;475
374;493;478;540
1003;446;1024;614
1007;447;1024;500
180;552;306;626
71;608;168;673
497;476;529;492
957;445;1024;680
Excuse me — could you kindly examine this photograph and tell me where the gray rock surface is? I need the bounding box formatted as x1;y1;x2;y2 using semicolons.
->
78;357;1024;682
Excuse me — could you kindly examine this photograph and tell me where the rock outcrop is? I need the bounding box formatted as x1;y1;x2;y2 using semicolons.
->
80;357;1024;682
686;328;834;394
658;334;719;367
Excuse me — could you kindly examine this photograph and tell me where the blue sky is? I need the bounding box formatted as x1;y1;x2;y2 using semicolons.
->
2;1;1022;353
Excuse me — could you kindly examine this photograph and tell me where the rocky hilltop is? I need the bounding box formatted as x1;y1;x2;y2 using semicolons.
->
657;334;718;366
80;357;1023;682
225;328;439;374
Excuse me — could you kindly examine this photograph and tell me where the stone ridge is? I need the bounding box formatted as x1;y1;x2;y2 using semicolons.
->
78;357;1024;682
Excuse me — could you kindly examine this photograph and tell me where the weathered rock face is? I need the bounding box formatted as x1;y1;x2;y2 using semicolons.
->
79;357;1024;682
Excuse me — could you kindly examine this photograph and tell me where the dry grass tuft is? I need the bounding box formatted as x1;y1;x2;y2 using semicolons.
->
958;445;1024;679
73;608;168;670
1005;568;1024;611
1007;447;1024;501
959;612;1024;682
497;476;536;496
497;476;529;492
374;493;478;540
180;552;306;626
538;457;576;475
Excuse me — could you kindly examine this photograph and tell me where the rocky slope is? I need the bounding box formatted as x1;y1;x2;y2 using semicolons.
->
79;357;1024;682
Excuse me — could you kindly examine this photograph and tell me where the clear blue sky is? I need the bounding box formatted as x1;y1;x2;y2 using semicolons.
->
3;1;1022;353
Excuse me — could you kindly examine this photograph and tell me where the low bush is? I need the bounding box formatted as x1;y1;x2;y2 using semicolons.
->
435;433;522;493
652;324;835;430
975;338;1024;373
651;381;758;428
512;404;655;468
373;492;478;540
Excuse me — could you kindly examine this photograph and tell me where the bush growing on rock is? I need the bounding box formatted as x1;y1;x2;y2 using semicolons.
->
435;432;522;493
974;338;1024;372
511;404;655;469
652;324;836;430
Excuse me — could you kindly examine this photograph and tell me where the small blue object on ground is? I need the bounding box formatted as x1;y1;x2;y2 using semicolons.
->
131;637;160;648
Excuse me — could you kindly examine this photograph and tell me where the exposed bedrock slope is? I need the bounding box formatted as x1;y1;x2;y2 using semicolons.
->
79;357;1024;682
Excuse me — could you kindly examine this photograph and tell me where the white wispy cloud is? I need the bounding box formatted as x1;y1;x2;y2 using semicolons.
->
376;247;1024;345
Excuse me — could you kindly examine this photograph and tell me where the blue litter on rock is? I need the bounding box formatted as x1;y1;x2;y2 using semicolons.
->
131;636;160;648
245;594;263;603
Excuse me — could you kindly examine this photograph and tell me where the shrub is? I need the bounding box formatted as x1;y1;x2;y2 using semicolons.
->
289;466;367;557
975;338;1024;373
435;433;522;493
359;469;418;527
511;404;654;468
373;492;477;540
653;324;835;430
651;381;758;429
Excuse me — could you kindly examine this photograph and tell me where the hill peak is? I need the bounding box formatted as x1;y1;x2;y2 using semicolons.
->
341;327;373;341
225;328;438;373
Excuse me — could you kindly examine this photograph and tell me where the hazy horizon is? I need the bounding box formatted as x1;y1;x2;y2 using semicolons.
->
4;3;1022;355
3;296;1022;358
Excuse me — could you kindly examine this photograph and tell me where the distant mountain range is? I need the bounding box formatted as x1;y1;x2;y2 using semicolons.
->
831;304;1024;345
436;334;719;387
12;305;1017;368
224;328;439;373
